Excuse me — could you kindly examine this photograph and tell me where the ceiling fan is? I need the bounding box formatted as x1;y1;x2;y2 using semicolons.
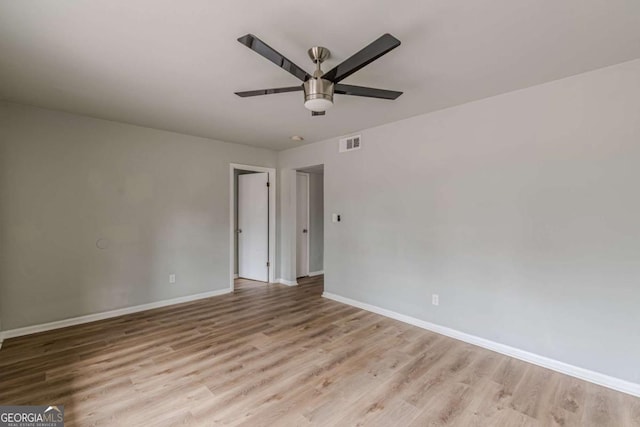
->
234;33;403;116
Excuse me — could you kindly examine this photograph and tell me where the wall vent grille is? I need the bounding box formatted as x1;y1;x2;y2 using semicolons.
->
339;135;362;153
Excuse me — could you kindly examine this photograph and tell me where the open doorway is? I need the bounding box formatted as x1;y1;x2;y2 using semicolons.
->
229;164;276;290
296;165;324;279
296;172;309;278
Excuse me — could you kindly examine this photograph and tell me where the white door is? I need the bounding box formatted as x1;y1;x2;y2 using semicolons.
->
238;172;269;282
296;173;309;278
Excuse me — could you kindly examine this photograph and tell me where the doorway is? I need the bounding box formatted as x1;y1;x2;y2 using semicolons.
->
296;172;309;278
238;171;269;281
230;164;276;290
295;165;324;280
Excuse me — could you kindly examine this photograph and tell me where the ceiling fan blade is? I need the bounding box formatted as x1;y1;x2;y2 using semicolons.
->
238;34;311;82
322;33;401;83
312;111;325;116
235;86;302;97
334;84;402;100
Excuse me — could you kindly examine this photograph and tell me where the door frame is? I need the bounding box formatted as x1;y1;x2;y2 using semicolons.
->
230;163;277;290
296;172;310;278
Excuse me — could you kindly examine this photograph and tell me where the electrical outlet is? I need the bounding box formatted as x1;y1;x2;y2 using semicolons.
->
432;294;439;306
169;274;176;284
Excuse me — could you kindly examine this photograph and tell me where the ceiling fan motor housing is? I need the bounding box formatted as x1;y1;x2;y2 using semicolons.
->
302;45;334;111
303;77;334;110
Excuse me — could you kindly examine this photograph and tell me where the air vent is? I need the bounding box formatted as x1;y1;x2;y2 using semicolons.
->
339;135;362;153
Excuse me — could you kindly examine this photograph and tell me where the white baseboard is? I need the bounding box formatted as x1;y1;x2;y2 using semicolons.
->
233;274;239;279
0;288;232;342
308;270;324;277
322;292;640;398
277;278;298;286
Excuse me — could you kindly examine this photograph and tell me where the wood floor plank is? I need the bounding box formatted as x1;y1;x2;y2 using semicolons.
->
1;275;637;426
582;384;625;427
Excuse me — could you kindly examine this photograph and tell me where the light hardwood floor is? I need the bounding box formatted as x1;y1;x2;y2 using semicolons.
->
1;276;638;426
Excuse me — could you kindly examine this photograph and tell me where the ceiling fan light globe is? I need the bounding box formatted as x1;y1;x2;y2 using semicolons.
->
304;98;333;112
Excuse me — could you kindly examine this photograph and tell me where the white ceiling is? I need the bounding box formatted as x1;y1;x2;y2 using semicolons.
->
1;0;639;150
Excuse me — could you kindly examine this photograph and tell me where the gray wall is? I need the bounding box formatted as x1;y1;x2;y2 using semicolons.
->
0;102;276;330
308;172;324;273
277;59;640;384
